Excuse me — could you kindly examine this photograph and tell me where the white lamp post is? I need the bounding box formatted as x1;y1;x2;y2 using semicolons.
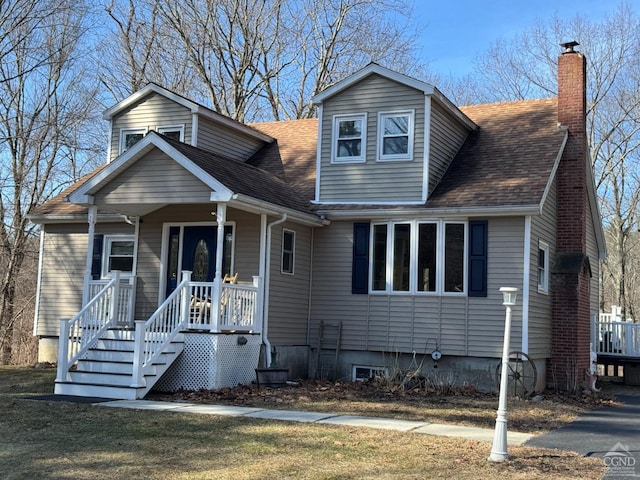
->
488;287;518;463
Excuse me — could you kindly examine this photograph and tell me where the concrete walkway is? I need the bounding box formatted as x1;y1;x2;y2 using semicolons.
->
98;399;533;446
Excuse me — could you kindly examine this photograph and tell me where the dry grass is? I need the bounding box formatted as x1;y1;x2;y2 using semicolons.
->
0;366;606;479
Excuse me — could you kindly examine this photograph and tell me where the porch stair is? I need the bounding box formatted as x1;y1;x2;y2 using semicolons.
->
54;329;184;400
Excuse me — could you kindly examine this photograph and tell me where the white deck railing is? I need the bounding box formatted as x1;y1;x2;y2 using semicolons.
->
88;276;135;327
594;319;640;356
130;273;263;386
56;272;123;382
188;277;262;332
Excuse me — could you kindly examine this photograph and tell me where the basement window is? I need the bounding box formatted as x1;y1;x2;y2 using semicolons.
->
352;365;388;382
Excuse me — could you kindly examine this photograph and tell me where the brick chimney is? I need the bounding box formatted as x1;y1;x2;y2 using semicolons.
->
549;41;592;390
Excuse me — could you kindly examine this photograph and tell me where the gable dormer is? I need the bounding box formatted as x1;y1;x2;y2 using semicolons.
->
103;83;272;164
312;64;476;205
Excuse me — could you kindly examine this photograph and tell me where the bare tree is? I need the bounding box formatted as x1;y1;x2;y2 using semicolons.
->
101;0;425;121
455;4;640;318
0;0;99;363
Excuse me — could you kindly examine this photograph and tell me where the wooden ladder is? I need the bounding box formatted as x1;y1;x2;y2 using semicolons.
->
315;320;342;380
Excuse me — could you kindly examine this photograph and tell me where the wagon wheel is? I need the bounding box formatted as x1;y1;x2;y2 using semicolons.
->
495;351;537;398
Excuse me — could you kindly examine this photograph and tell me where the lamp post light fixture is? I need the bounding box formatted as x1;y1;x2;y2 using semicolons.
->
488;287;518;463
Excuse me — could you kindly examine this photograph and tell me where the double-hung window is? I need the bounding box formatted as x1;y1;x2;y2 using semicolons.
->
102;235;135;278
119;128;147;154
370;221;466;294
538;240;549;294
332;114;366;163
377;110;414;161
157;124;185;142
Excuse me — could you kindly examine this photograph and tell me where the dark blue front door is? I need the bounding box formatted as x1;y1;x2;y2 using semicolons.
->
165;226;216;297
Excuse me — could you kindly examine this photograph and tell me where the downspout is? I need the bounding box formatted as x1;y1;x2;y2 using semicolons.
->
522;216;531;354
263;213;287;367
33;228;45;336
82;206;98;307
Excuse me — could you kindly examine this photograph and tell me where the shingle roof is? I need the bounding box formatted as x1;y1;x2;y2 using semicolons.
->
248;118;317;202
161;134;314;213
31;98;564;220
429;98;564;209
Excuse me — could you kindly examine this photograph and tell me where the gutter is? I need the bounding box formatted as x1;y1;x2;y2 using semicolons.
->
262;213;287;367
315;204;542;220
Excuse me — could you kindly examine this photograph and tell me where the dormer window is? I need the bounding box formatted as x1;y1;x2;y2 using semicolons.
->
332;113;367;163
119;128;147;154
377;110;414;161
157;124;185;142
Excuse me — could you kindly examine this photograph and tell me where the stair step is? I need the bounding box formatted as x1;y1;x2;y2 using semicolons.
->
69;371;146;387
55;381;142;400
76;359;165;375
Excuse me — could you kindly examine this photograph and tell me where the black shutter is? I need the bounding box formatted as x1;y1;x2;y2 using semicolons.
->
468;221;488;297
91;234;104;280
352;223;370;294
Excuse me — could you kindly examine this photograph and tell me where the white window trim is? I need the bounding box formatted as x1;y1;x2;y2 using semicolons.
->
281;229;295;275
101;235;136;279
331;113;367;163
538;240;550;294
377;109;414;162
369;219;467;295
119;127;148;154
156;124;185;142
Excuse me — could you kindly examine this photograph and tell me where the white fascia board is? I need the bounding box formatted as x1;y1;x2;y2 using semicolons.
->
67;133;234;204
26;213;129;224
430;88;478;131
317;204;541;220
586;150;607;259
231;193;328;227
539;129;568;209
312;63;436;104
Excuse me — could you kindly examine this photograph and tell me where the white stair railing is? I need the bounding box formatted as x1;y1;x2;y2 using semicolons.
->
56;271;121;382
131;271;191;388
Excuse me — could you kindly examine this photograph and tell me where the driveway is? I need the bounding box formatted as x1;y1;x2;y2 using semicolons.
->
526;387;640;479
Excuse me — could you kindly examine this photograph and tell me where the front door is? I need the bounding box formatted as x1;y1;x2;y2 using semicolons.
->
165;224;233;298
165;225;216;297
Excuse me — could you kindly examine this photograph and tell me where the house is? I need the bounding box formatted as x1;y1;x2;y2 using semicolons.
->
29;42;605;399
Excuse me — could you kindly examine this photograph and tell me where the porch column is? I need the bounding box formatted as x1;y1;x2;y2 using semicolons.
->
82;205;97;306
212;203;227;332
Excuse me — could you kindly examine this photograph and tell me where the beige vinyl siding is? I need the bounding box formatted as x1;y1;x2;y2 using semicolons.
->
318;74;425;203
528;179;557;359
586;196;600;315
267;222;313;345
467;217;525;357
36;222;134;336
309;219;524;358
428;101;469;195
95;149;213;206
197;116;264;160
133;204;263;319
110;93;192;161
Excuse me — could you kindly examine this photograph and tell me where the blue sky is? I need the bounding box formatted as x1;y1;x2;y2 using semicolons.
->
415;0;619;77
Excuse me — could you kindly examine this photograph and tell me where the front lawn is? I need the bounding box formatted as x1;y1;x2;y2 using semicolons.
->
0;366;604;479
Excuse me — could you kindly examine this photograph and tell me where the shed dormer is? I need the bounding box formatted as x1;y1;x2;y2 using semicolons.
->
312;64;476;205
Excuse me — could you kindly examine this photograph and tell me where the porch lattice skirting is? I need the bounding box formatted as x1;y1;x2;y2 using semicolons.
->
154;333;261;392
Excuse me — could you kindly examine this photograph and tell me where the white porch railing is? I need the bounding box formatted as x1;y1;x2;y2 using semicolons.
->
89;276;135;327
130;273;263;387
594;306;640;356
56;271;123;382
188;276;262;332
